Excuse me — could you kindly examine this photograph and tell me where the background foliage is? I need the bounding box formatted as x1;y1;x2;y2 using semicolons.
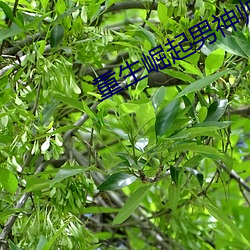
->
0;0;250;249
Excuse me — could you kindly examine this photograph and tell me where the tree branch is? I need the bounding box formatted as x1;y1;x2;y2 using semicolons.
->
63;101;99;141
0;45;51;78
2;32;46;56
219;163;250;193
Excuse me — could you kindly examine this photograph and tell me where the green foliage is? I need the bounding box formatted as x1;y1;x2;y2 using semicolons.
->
112;184;151;224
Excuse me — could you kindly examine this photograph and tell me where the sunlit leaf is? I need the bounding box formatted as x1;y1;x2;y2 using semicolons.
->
98;172;137;191
198;106;208;122
157;2;168;24
205;49;225;75
0;168;18;194
151;86;166;111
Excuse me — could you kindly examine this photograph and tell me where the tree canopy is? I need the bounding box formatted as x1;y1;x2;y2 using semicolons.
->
0;0;250;249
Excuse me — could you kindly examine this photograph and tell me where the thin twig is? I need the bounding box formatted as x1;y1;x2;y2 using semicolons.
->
239;184;250;206
141;0;155;28
219;163;250;193
63;101;99;141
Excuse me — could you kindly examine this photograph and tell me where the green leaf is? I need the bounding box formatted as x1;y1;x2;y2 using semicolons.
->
51;166;86;186
112;185;151;224
179;93;195;119
0;2;14;21
205;99;228;122
176;70;230;98
211;32;247;58
155;98;179;137
170;143;229;165
98;172;137;191
24;177;51;192
134;69;148;97
179;61;203;77
53;92;84;112
36;236;48;250
168;182;180;210
41;101;60;125
54;5;83;24
0;209;23;223
183;155;203;168
170;126;221;139
119;103;140;115
0;26;23;42
42;223;69;250
193;121;231;129
9;241;21;250
205;49;225;75
136;27;156;47
0;168;18;194
163;69;195;83
50;24;64;47
34;125;79;140
151;86;166;111
25;12;52;30
80;206;120;214
157;2;168;24
40;0;49;9
105;0;117;9
203;201;250;248
198;106;208;122
185;167;204;187
234;32;250;58
170;166;180;186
